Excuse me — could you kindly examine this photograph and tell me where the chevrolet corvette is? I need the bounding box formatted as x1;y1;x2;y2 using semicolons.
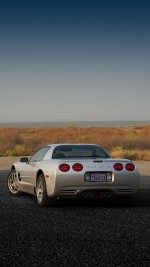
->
7;144;140;206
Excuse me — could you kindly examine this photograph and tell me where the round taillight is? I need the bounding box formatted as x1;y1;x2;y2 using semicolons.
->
125;163;135;171
72;163;83;172
113;163;123;171
59;164;70;172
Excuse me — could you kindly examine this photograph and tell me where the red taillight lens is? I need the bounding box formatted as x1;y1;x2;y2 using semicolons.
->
72;163;83;172
113;163;123;171
125;163;135;171
59;164;70;172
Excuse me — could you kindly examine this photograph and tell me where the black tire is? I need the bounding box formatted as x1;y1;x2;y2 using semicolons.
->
36;173;55;207
7;170;22;196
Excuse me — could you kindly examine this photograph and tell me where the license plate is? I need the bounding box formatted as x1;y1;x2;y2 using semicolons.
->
90;172;107;182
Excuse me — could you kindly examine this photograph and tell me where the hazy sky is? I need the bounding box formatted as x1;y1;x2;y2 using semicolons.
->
0;0;150;122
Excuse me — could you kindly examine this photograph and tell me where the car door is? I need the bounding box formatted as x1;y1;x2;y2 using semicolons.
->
19;146;51;193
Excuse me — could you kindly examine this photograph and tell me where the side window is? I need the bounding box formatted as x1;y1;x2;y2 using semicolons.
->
29;146;50;162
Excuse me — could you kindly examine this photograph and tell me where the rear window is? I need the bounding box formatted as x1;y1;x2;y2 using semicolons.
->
52;145;111;159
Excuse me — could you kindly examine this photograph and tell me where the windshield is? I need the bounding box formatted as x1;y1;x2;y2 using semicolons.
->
52;145;111;159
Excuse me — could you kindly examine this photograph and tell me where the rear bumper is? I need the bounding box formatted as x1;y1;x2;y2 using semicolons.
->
46;171;140;198
50;184;139;199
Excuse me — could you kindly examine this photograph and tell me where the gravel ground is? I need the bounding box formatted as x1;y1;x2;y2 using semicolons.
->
1;158;150;267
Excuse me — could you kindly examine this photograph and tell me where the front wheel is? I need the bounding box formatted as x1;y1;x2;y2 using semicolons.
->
7;170;22;196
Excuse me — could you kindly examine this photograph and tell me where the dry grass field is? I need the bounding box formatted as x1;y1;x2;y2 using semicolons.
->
0;125;150;160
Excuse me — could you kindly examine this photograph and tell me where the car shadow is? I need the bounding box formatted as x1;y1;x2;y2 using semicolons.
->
2;171;150;208
7;188;150;208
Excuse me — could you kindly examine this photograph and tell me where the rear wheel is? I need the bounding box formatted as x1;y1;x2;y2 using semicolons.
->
7;170;22;196
36;173;56;207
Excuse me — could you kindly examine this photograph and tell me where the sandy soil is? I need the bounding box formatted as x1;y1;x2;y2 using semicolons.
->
0;156;22;170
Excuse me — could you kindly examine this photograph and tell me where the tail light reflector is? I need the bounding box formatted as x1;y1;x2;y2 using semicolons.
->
59;164;70;172
125;163;135;171
72;163;83;172
113;163;123;171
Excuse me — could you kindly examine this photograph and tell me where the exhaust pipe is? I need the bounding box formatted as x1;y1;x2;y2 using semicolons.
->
83;191;111;199
83;192;94;198
101;192;111;198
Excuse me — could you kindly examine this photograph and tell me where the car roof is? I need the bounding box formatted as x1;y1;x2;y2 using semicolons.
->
47;143;98;147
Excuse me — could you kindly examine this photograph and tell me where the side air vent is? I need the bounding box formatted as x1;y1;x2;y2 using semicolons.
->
60;190;78;195
117;189;133;193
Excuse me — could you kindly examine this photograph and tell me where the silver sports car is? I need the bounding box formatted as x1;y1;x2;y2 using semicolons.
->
7;143;140;206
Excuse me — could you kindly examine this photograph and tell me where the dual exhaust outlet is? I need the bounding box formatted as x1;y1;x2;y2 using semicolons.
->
83;191;111;198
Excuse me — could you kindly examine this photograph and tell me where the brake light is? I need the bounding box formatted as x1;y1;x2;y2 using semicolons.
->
125;163;135;171
72;163;83;172
59;164;70;172
113;163;123;171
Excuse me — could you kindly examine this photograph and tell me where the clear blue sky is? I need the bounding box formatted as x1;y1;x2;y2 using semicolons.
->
0;0;150;122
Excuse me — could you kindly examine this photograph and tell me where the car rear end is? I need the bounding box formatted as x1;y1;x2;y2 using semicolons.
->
46;158;140;200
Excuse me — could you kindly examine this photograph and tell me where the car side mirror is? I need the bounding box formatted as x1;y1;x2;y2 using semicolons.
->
20;157;29;163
